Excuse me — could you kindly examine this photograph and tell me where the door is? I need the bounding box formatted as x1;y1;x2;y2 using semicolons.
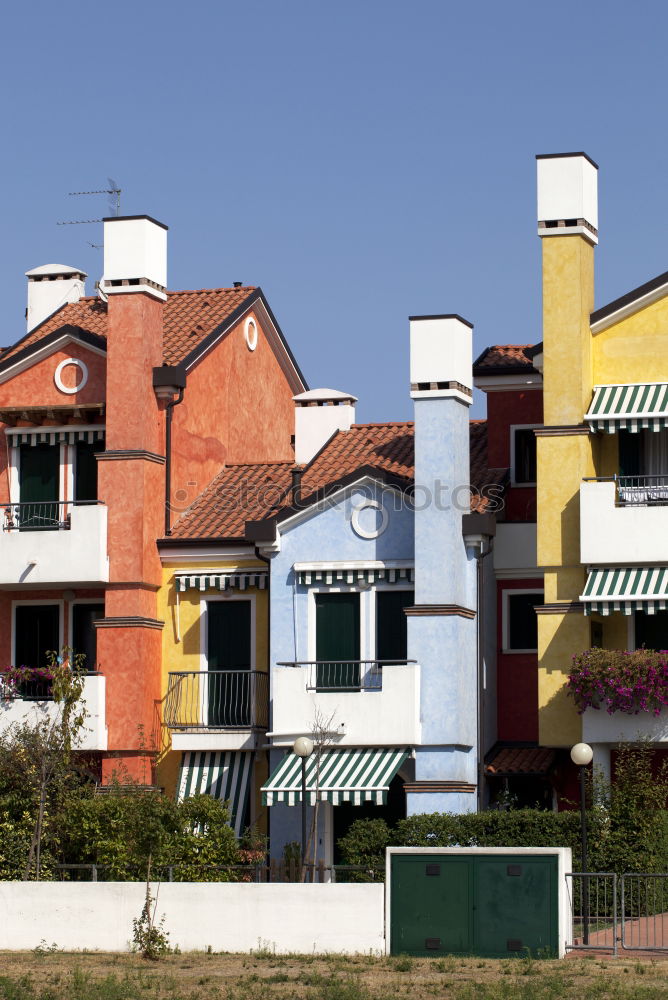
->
315;592;360;690
72;603;104;672
18;444;60;529
391;855;473;955
14;604;60;697
206;600;252;726
474;857;557;958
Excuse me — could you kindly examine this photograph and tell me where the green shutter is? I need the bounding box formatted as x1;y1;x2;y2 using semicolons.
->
376;590;412;662
207;601;252;726
74;441;103;502
315;593;360;689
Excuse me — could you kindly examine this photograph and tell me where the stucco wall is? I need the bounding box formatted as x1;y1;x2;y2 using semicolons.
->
0;882;385;954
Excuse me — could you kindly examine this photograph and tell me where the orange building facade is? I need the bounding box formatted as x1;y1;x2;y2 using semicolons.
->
0;216;306;786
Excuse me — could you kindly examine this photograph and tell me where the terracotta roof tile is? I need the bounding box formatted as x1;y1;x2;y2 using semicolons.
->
169;419;505;539
0;286;257;366
485;747;556;775
473;344;538;374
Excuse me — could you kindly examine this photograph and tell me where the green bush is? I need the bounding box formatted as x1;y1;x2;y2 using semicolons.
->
337;745;668;878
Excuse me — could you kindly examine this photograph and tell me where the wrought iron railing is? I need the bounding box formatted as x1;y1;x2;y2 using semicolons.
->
277;659;415;692
583;474;668;506
0;670;100;702
164;670;269;729
1;500;101;532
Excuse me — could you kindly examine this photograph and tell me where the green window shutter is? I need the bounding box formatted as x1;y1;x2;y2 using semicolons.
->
376;590;412;662
206;601;252;726
315;593;360;689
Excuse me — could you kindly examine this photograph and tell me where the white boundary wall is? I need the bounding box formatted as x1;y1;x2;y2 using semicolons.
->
0;882;385;954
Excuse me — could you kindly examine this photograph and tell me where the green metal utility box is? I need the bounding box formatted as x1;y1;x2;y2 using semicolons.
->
387;847;572;959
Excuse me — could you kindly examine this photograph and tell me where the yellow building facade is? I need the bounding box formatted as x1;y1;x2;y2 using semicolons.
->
156;548;270;837
535;153;668;772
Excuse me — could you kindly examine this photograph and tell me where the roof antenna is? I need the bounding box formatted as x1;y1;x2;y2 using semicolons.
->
57;178;121;227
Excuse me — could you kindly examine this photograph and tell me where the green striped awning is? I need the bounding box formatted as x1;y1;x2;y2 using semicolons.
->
581;566;668;615
262;747;409;806
585;384;668;433
177;750;252;837
297;567;414;586
5;426;105;446
175;572;267;593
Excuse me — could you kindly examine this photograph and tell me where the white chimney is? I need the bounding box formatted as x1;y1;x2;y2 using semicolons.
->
25;264;87;332
100;215;168;301
409;314;473;403
536;152;599;245
294;388;357;465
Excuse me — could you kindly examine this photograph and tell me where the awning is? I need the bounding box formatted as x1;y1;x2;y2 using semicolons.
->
5;424;105;446
177;750;252;837
485;746;555;776
581;566;668;615
175;572;267;592
262;747;409;806
585;384;668;433
296;567;414;586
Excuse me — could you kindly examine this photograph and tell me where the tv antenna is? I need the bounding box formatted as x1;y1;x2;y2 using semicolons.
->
57;178;121;226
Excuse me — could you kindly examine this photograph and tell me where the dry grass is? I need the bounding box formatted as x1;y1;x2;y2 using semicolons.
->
0;950;668;999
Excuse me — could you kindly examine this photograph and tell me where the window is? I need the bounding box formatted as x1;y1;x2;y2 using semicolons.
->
311;587;414;690
72;602;104;671
74;441;103;502
376;590;411;662
503;590;543;652
206;599;252;726
512;427;538;485
14;603;61;698
634;609;668;652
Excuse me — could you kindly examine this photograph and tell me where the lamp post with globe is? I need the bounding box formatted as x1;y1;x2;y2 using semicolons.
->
293;736;314;866
571;741;593;944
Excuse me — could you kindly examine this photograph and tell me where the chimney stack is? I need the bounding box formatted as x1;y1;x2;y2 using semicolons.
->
536;152;599;245
25;264;87;332
409;313;473;403
100;215;168;301
293;389;357;465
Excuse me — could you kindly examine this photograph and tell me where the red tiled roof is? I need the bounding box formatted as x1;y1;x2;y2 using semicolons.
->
485;747;555;776
0;286;257;366
168;420;505;540
473;344;537;374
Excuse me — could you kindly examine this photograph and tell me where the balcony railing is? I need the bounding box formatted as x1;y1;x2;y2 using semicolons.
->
1;500;101;532
276;660;416;692
0;670;101;702
584;475;668;506
164;670;269;730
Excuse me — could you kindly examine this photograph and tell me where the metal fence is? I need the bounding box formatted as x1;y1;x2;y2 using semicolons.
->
567;873;668;954
54;862;384;884
163;670;269;729
2;500;72;531
277;659;415;692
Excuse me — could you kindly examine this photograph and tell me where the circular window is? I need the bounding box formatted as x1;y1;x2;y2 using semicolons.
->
54;358;88;395
351;499;389;540
245;317;258;351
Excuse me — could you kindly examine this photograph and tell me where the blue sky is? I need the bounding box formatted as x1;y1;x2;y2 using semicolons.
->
1;1;666;421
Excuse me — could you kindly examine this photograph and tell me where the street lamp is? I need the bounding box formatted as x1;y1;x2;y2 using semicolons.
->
571;741;593;944
293;736;314;866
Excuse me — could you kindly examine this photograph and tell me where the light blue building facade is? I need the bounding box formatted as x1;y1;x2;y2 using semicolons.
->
250;315;496;862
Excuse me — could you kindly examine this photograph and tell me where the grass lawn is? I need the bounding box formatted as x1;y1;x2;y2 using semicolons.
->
0;950;668;999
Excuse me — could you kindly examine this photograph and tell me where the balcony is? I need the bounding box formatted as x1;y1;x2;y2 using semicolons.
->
580;478;668;564
271;660;420;747
583;708;668;745
164;671;269;752
0;502;109;587
0;673;108;750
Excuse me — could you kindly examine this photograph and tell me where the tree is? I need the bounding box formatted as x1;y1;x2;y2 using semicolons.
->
0;648;89;879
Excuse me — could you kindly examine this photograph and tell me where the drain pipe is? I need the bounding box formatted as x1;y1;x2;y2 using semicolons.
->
153;364;187;536
463;513;496;813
